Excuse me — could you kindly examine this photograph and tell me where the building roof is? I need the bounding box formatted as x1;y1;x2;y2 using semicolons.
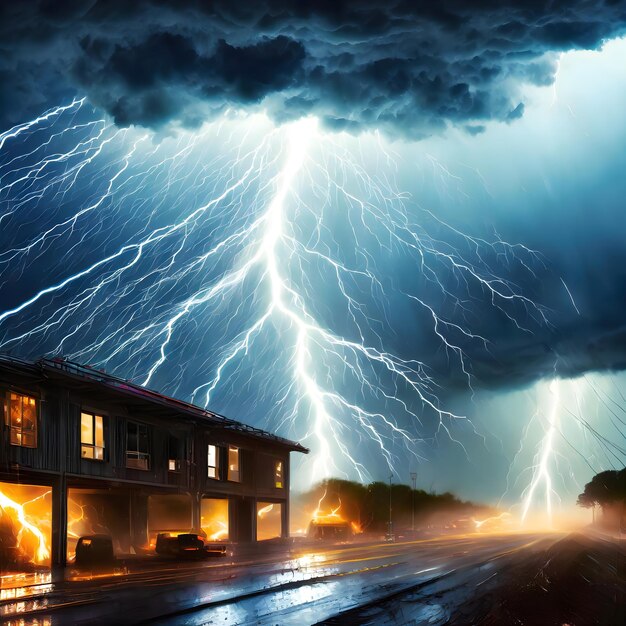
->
0;354;308;453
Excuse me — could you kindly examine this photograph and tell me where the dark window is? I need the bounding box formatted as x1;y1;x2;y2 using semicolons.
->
168;435;182;472
126;421;150;470
81;411;105;460
6;392;37;448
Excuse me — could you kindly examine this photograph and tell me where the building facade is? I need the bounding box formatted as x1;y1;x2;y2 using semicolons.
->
0;356;307;567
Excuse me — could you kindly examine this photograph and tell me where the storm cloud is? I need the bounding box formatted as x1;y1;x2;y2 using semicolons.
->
1;0;626;136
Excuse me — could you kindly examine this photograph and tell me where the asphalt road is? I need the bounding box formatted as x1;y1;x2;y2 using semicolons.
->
0;531;564;625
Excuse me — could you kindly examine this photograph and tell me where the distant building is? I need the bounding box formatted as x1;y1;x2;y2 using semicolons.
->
0;355;307;567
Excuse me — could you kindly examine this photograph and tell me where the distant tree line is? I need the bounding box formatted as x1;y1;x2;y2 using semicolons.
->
296;478;491;533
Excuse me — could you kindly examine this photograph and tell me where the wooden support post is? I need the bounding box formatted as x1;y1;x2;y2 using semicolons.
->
51;474;67;568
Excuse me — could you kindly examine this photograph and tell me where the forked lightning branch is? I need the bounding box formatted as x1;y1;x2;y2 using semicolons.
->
0;99;551;503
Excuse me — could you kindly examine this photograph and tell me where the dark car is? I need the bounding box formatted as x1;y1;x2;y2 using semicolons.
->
307;520;353;541
155;532;226;559
75;534;115;566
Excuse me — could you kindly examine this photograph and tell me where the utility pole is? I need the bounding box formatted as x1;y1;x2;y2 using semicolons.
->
410;472;417;532
388;473;393;541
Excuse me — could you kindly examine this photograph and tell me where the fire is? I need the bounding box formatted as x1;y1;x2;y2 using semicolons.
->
0;485;51;565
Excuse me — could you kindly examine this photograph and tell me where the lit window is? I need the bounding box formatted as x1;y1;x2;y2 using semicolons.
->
81;411;105;460
274;460;283;489
168;435;181;472
208;444;220;479
6;393;37;448
126;421;150;470
228;446;240;482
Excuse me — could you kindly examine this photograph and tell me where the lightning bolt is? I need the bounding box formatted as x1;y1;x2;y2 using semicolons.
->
520;378;560;526
0;102;549;485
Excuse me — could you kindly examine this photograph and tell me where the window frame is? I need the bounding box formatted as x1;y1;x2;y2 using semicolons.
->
274;459;284;489
126;420;151;470
5;391;38;448
207;443;220;480
168;434;182;473
80;410;106;461
227;445;241;483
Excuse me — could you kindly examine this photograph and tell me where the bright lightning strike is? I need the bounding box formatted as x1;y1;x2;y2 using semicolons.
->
520;378;560;526
0;100;550;485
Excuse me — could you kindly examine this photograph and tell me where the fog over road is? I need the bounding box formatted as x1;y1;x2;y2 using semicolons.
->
1;532;567;625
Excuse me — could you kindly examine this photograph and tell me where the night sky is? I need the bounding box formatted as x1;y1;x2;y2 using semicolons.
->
1;1;625;517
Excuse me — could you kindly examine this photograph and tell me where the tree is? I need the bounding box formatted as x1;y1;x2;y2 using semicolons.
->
577;468;626;531
577;468;626;509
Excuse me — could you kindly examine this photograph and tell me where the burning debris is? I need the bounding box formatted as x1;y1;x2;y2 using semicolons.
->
306;489;361;541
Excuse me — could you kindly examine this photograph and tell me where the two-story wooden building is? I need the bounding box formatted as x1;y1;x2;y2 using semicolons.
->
0;355;307;567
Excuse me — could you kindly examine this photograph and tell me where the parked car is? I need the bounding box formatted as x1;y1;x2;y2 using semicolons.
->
155;532;226;559
75;534;115;566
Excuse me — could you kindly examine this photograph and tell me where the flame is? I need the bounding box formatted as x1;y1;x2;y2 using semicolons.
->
0;487;51;564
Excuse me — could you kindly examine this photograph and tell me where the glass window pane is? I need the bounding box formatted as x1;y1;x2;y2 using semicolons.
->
257;502;282;540
228;446;240;482
95;415;104;448
138;424;149;453
22;399;36;431
208;444;219;478
81;413;93;445
10;394;21;426
8;393;37;448
21;432;36;448
275;460;283;488
201;498;229;541
81;445;95;459
127;422;138;450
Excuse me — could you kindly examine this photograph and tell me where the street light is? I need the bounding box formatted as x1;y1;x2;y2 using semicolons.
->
388;472;393;541
410;472;417;532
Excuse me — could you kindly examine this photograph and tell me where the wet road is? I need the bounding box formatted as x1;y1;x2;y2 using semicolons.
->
0;531;563;625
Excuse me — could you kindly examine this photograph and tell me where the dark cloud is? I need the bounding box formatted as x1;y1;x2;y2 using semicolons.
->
1;1;625;135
